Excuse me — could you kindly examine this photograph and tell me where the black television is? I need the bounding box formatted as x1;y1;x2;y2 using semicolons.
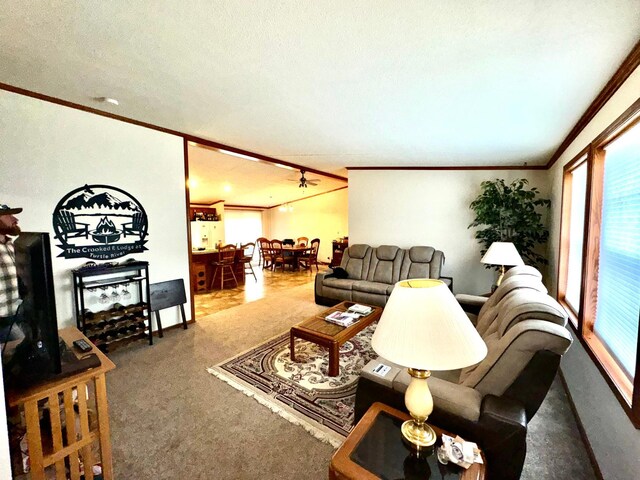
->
2;232;61;386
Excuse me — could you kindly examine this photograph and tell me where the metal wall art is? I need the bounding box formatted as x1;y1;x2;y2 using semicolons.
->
52;184;149;260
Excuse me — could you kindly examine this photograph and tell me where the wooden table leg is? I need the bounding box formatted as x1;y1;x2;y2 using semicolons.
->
290;333;297;362
95;374;114;480
328;342;340;376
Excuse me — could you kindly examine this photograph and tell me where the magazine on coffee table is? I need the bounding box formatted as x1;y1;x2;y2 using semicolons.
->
325;310;361;327
347;304;373;315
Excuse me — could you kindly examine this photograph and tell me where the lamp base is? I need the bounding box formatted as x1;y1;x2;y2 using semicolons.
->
496;265;506;286
401;419;437;449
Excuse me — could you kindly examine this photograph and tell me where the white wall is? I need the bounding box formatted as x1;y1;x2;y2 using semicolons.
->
348;169;550;294
0;90;191;329
546;66;640;480
265;188;348;262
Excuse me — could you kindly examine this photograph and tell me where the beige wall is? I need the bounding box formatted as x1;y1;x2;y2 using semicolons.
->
545;66;640;480
1;90;193;472
264;188;348;262
348;169;551;294
0;90;191;330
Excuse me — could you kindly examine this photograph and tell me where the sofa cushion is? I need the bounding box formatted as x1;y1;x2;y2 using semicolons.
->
459;320;572;395
341;244;372;280
399;246;435;279
352;280;390;295
322;277;357;290
495;291;568;337
502;265;542;282
367;245;403;284
475;276;548;336
352;290;387;306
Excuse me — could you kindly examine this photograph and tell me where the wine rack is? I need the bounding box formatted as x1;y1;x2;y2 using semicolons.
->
72;260;152;352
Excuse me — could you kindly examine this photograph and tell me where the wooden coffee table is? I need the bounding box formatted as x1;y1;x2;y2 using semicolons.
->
290;301;383;377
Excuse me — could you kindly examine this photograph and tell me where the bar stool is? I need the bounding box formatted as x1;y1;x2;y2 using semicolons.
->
240;242;257;281
210;244;238;289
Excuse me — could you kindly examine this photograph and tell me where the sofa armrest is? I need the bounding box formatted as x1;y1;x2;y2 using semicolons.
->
455;293;487;316
439;276;453;291
455;293;487;307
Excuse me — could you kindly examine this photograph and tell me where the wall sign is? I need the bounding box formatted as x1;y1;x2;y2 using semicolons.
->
52;184;149;260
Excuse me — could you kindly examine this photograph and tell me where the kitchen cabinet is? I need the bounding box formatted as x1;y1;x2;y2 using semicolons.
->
191;249;245;290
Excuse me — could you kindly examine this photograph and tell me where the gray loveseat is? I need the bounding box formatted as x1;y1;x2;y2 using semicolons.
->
314;244;450;307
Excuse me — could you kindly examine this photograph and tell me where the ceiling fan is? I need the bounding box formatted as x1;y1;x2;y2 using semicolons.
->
289;169;321;188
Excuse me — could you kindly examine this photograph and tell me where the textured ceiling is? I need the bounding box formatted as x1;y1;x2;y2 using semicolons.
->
1;1;639;177
188;143;346;207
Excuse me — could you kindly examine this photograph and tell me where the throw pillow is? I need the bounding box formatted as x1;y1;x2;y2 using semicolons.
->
329;267;349;279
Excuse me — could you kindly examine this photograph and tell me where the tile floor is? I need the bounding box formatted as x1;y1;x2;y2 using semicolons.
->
194;262;328;317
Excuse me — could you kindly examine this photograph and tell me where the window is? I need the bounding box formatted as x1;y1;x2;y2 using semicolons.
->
564;159;587;317
594;123;640;381
224;209;263;247
559;102;640;426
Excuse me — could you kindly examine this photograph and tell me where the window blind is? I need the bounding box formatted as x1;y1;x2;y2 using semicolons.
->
594;122;640;379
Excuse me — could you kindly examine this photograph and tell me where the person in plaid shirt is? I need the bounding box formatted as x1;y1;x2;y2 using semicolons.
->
0;203;23;344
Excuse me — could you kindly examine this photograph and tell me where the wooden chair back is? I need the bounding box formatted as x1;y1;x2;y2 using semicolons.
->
309;238;320;258
297;236;309;246
218;244;237;265
270;239;283;257
241;242;255;262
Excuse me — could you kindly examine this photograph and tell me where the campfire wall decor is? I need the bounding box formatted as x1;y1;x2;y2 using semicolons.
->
52;184;149;260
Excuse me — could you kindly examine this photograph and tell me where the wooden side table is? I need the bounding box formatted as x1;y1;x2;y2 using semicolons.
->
329;402;485;480
5;327;116;480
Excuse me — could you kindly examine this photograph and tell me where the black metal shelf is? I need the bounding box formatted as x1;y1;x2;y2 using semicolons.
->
81;276;145;290
72;260;153;352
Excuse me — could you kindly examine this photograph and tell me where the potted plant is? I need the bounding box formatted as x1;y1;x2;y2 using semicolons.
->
468;178;551;267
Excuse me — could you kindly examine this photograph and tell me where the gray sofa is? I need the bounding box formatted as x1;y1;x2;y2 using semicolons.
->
354;266;572;480
314;244;450;307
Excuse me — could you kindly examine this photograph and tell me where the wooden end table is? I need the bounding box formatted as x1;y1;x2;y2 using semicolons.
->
329;402;486;480
290;301;383;376
5;328;116;480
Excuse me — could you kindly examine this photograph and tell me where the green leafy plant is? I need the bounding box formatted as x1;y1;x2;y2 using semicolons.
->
468;178;551;267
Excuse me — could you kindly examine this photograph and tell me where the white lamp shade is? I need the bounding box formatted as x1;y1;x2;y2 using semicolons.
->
480;242;524;267
371;279;487;371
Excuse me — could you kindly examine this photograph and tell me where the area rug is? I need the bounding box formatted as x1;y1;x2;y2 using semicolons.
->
207;323;378;447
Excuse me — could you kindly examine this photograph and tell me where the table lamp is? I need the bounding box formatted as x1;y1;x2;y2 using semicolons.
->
371;279;487;449
480;241;524;286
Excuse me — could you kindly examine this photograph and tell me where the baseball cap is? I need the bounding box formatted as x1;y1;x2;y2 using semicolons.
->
0;204;23;215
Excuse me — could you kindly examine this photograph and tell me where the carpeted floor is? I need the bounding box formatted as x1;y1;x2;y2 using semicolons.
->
106;283;597;479
209;323;378;445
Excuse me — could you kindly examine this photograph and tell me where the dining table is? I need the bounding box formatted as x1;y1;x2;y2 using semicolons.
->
281;244;313;270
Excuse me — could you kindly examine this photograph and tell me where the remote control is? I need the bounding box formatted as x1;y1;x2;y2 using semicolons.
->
73;339;93;353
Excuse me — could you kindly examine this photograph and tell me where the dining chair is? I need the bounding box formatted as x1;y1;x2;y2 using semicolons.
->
297;236;309;247
257;237;272;269
210;244;238;289
271;239;295;271
240;242;257;281
299;238;320;271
